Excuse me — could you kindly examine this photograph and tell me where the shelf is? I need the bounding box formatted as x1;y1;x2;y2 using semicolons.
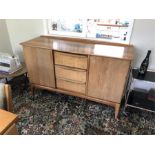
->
97;23;128;27
126;104;155;113
125;69;155;114
127;90;155;113
133;69;155;82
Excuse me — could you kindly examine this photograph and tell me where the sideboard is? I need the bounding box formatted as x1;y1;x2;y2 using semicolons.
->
21;36;134;118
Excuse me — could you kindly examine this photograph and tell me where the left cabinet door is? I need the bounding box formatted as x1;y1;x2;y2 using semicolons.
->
23;46;55;88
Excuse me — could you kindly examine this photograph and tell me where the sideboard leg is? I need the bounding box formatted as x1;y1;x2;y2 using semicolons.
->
5;78;8;84
115;103;120;119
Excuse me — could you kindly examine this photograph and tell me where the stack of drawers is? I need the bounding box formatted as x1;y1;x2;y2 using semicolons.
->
54;51;88;94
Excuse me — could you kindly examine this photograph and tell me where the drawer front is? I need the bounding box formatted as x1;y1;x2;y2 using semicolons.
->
55;65;87;83
54;51;88;69
56;78;86;94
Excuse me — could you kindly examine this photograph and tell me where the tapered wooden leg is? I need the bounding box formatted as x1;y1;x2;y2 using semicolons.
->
24;73;28;89
4;84;13;112
115;103;120;119
5;78;8;83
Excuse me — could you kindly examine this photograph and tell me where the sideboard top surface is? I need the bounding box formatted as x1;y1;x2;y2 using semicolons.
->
21;36;134;60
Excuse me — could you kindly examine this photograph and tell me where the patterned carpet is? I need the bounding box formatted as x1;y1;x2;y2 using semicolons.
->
10;76;155;135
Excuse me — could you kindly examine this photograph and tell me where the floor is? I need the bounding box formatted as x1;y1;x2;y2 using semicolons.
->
10;76;155;135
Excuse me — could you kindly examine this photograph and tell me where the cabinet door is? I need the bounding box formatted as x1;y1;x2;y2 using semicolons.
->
88;56;130;103
23;46;55;88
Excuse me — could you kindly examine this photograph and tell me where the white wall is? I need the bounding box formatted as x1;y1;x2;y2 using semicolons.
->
0;19;13;54
5;19;45;62
130;19;155;71
2;19;155;71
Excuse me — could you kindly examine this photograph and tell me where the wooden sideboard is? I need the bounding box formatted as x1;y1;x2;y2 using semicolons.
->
21;36;134;118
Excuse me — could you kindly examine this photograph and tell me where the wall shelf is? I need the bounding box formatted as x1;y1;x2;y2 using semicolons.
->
97;23;128;27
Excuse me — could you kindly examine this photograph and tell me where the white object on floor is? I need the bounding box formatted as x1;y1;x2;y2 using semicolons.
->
0;52;21;73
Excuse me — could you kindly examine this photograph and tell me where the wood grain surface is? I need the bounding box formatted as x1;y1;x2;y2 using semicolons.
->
21;36;134;60
0;109;17;134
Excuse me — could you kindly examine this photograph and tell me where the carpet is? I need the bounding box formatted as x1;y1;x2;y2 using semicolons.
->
10;76;155;135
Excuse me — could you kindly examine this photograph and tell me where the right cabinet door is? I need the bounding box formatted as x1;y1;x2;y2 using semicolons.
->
88;56;130;103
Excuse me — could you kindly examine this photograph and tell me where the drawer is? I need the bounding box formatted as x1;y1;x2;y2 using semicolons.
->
55;65;87;83
54;51;88;69
56;78;86;94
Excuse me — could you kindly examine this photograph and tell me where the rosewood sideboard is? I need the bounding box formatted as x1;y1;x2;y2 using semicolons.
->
21;36;134;118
